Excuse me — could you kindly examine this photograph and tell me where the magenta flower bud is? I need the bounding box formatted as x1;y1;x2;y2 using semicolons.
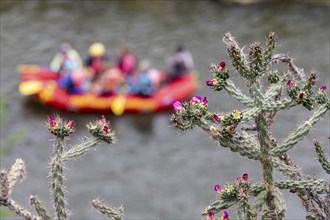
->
219;61;226;68
202;96;208;105
67;120;75;130
191;96;202;104
208;211;214;220
49;116;56;127
218;61;226;71
287;80;295;88
213;114;222;123
103;125;109;133
173;101;183;113
297;91;305;100
206;79;216;87
214;184;222;191
101;115;107;124
319;85;326;93
242;173;248;182
222;211;229;220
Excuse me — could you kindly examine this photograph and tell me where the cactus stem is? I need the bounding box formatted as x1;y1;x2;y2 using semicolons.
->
51;136;68;220
7;199;41;220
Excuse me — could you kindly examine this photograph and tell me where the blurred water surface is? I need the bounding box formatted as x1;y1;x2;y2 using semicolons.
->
0;1;329;219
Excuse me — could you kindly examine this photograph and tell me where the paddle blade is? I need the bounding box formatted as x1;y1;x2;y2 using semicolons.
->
111;95;126;116
19;81;43;96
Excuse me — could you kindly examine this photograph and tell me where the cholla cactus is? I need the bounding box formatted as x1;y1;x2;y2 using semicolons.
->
0;115;123;220
171;32;330;220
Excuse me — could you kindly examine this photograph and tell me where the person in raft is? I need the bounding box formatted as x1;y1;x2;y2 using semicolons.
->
165;44;194;81
127;59;163;97
57;68;91;94
85;42;109;81
116;46;137;77
50;43;83;75
90;67;125;96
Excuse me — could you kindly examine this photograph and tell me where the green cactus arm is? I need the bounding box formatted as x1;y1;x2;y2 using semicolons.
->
30;195;51;220
238;196;255;220
241;107;261;123
249;42;264;79
92;199;124;220
263;32;276;70
195;119;261;160
254;190;267;216
223;33;251;78
255;112;278;215
272;104;329;156
314;141;330;174
261;98;296;112
275;179;324;192
250;184;266;195
263;83;284;103
272;187;286;218
250;79;265;105
224;79;254;106
6;199;41;220
201;199;236;216
251;179;325;195
62;137;99;161
51;136;68;220
269;156;299;178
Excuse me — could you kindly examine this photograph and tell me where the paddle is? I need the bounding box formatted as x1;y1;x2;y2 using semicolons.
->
111;84;127;116
19;81;43;96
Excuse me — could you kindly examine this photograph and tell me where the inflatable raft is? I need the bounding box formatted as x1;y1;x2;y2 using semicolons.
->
18;65;198;114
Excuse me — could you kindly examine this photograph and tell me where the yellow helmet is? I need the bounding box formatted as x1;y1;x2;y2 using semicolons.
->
88;42;106;57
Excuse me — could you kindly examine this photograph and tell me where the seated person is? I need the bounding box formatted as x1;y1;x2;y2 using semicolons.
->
58;68;90;94
127;59;162;97
90;67;125;96
50;43;82;75
116;47;137;77
165;45;194;81
85;42;109;80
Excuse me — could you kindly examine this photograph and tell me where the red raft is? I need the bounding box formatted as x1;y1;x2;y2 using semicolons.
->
18;65;199;114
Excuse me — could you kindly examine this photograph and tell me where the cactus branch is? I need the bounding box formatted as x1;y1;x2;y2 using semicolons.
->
7;199;41;220
51;136;68;220
270;156;299;178
313;140;330;174
0;170;9;202
195;119;262;160
8;158;26;196
62;137;99;161
30;195;52;220
224;80;254;106
273;104;329;156
261;98;296;112
92;199;124;220
255;112;278;219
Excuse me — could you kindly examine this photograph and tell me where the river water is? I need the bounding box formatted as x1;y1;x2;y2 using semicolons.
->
1;1;329;219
